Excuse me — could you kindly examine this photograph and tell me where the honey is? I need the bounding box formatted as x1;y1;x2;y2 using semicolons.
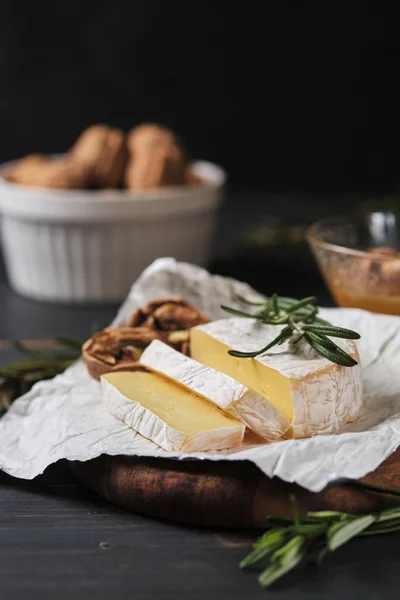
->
329;248;400;315
330;287;400;316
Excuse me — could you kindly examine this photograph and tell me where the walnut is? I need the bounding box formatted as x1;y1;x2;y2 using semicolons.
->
3;155;48;182
124;145;186;190
70;124;128;188
3;155;90;189
124;123;187;190
82;298;209;380
128;297;210;331
83;327;171;380
127;123;176;152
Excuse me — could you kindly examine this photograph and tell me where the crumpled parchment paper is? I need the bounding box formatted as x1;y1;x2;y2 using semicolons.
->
1;258;400;492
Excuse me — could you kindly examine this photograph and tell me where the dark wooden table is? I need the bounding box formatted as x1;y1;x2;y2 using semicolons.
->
1;191;399;599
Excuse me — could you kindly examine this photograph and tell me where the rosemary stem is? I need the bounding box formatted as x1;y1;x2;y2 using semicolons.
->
347;479;400;498
224;293;361;368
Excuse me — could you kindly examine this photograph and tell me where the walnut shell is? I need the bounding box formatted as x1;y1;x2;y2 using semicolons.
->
4;155;90;189
82;298;209;380
127;123;176;152
124;145;186;190
3;154;48;182
82;325;191;380
70;124;128;188
128;297;210;331
124;123;187;190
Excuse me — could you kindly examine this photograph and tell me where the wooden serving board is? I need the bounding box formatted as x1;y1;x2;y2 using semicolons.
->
70;449;400;529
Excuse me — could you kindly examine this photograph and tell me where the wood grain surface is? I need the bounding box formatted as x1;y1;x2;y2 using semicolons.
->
71;448;400;529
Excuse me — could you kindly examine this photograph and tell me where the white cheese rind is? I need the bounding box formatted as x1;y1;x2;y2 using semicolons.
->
195;318;360;377
193;318;363;437
101;376;245;452
290;360;362;437
140;339;289;440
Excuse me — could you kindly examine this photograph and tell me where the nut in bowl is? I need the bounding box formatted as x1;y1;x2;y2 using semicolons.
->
0;123;226;303
306;212;400;315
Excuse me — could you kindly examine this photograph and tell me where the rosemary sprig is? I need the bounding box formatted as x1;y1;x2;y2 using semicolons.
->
222;294;360;367
241;482;400;588
0;338;82;415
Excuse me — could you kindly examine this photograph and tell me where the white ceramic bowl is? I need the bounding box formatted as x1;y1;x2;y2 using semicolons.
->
0;160;225;303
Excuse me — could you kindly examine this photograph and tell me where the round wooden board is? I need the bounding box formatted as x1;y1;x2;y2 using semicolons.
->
70;449;400;529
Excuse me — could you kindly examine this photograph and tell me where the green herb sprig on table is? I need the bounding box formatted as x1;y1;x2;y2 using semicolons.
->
241;480;400;588
221;294;360;367
0;337;82;415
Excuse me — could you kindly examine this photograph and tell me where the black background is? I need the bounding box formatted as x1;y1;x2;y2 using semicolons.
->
0;1;399;191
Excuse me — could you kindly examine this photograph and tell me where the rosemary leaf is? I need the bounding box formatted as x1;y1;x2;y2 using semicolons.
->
14;341;36;356
307;511;350;520
375;508;400;521
270;535;304;564
304;325;361;340
292;523;326;535
368;518;400;531
304;333;358;367
220;305;262;319
303;335;352;367
285;296;317;314
13;342;65;362
262;314;290;325
53;336;83;350
241;483;400;588
314;335;359;366
235;294;266;306
360;523;400;536
291;308;318;323
13;339;81;362
228;327;293;358
290;495;302;526
0;336;81;415
327;515;376;551
222;293;361;368
347;479;400;498
277;297;302;308
259;536;306;587
239;529;290;568
0;358;75;377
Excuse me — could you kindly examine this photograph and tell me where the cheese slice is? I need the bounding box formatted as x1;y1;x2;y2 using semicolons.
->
101;368;245;452
140;339;288;440
190;318;363;438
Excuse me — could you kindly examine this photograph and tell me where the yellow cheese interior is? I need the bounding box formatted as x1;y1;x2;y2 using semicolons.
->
190;329;294;422
102;370;241;434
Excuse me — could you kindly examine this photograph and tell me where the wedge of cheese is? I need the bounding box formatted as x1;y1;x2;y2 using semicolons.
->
101;368;245;452
190;318;363;438
140;339;288;440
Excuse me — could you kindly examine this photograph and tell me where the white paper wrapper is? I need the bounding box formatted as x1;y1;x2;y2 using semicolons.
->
1;258;400;492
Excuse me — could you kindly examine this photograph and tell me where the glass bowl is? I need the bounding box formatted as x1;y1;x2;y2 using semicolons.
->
306;212;400;315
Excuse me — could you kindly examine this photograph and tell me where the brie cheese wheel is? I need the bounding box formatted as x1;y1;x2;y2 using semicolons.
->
140;339;288;440
101;369;245;452
191;318;363;438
